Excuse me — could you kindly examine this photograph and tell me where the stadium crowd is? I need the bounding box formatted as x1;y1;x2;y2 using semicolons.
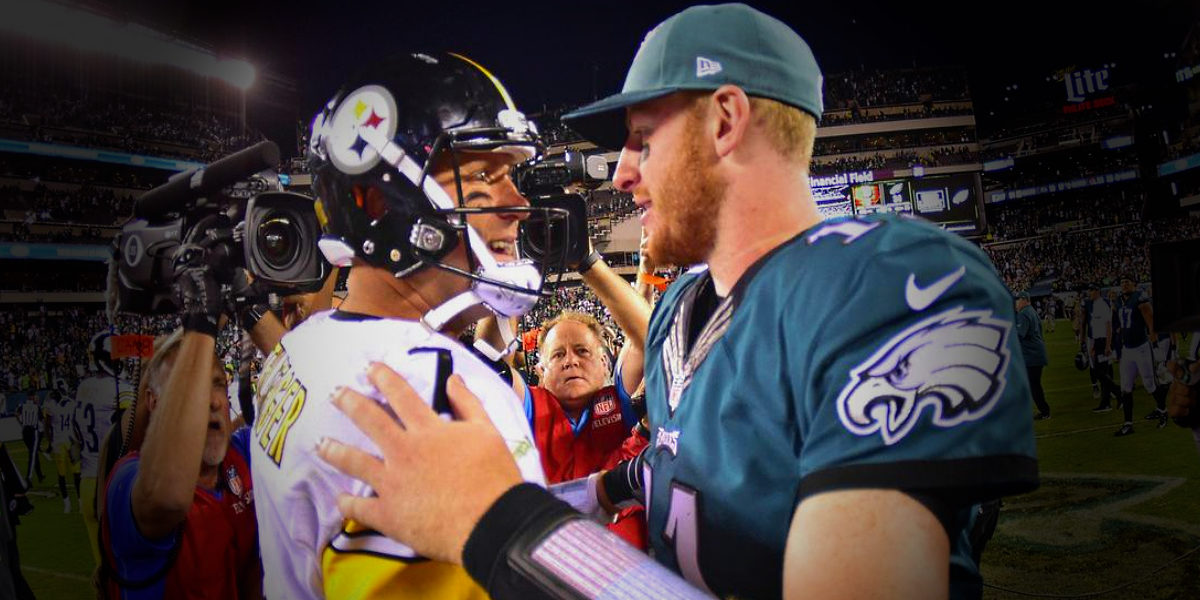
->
814;127;976;156
823;66;971;109
984;187;1144;240
531;66;975;144
981;102;1130;141
0;155;160;191
820;102;975;126
984;148;1137;189
0;86;258;162
0;184;134;226
0;306;176;398
983;214;1200;295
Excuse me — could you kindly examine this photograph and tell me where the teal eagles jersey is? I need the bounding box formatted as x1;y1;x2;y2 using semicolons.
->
1117;291;1150;348
642;214;1039;599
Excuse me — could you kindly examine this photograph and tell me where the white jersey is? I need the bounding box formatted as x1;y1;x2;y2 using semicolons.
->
49;398;77;448
251;310;545;600
1088;298;1112;340
74;375;135;477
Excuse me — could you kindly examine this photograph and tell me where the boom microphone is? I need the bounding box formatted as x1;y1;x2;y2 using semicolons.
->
135;140;281;219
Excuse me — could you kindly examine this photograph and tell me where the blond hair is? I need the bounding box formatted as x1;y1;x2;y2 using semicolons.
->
686;92;817;165
748;96;816;165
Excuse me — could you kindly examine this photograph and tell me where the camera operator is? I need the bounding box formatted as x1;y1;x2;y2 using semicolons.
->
97;243;260;600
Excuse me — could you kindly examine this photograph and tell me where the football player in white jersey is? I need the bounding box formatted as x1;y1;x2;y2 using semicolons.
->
73;331;136;565
250;52;568;599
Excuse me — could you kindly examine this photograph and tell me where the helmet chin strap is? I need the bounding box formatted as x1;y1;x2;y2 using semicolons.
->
360;125;541;357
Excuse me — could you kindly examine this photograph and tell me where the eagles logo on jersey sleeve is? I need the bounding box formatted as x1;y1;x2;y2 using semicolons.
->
251;311;543;600
794;216;1037;499
835;307;1012;446
639;215;1038;599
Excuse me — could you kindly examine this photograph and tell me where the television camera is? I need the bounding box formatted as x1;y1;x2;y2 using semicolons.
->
514;148;609;271
112;140;331;316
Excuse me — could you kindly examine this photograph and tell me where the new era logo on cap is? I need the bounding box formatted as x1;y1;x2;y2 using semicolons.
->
696;56;723;78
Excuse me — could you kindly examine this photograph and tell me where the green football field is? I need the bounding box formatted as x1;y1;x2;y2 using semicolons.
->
7;320;1200;599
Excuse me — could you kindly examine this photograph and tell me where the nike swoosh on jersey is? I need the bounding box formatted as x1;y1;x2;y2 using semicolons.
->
905;265;966;311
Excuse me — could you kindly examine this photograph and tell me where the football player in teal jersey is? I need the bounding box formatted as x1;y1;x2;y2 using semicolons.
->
314;4;1039;600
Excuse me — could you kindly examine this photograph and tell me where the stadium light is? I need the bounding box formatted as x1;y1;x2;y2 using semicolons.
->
219;58;257;90
0;0;256;90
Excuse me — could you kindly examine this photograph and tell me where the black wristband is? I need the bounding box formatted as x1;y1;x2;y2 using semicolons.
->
601;446;647;506
577;250;602;275
181;314;219;338
240;302;272;332
462;483;577;596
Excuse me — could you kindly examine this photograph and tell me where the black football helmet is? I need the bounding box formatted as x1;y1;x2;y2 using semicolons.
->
307;52;569;337
89;331;119;376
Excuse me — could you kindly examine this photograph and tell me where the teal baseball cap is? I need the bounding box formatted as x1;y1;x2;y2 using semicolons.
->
561;3;824;151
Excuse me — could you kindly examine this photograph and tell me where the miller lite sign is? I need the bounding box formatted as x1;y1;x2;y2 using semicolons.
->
1064;67;1110;103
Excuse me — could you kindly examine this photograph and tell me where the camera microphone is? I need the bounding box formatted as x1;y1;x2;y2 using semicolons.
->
135;140;281;219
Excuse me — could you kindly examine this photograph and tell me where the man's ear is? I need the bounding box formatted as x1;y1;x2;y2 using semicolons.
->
534;363;544;379
710;85;752;159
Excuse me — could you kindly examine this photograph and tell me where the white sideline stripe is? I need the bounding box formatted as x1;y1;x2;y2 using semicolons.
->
22;565;90;582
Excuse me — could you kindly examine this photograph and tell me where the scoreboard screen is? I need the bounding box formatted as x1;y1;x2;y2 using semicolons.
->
909;173;983;235
852;180;913;215
813;181;853;218
810;170;985;236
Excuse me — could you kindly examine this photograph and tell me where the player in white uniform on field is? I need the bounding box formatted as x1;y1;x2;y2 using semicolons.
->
251;52;568;599
73;331;136;565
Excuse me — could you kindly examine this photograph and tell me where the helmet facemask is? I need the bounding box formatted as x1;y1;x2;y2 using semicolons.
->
311;89;571;351
414;129;572;356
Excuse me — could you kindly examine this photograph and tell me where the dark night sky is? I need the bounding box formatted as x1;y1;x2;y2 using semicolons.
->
84;0;1198;144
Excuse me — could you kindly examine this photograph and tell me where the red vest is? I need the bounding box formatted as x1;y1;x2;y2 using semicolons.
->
530;385;631;484
103;446;258;599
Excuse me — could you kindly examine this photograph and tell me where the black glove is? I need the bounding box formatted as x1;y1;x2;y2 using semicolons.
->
171;243;226;337
227;267;274;331
601;446;648;507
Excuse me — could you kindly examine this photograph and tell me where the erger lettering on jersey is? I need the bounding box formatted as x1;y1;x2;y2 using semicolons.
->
254;347;308;467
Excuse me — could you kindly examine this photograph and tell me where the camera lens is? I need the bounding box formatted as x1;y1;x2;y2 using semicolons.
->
258;215;299;269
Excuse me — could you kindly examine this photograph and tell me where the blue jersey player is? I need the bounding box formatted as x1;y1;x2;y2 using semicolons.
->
314;4;1040;600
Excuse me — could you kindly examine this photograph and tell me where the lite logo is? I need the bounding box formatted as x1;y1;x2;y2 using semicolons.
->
1064;68;1110;103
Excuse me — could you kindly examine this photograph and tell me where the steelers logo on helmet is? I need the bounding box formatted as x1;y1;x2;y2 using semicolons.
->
325;84;399;175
